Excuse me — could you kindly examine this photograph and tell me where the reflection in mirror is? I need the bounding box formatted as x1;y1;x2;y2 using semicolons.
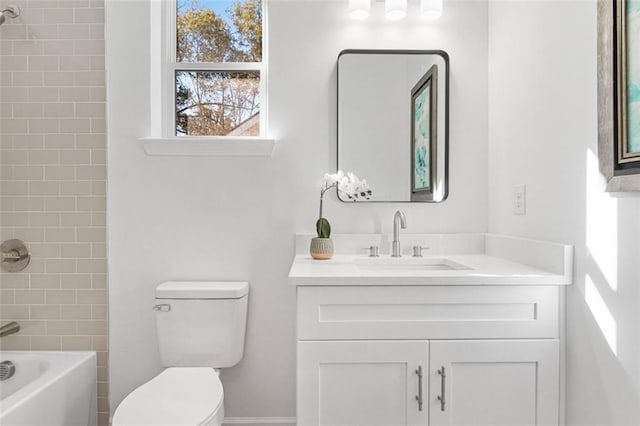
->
337;50;449;202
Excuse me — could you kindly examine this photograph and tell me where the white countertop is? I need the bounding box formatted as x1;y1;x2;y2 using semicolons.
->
288;253;572;286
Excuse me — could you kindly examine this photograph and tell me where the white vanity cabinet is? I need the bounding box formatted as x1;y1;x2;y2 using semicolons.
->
296;285;561;426
297;340;429;426
429;339;559;426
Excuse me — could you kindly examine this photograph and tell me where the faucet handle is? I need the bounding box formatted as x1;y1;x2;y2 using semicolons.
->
361;246;380;257
412;245;430;257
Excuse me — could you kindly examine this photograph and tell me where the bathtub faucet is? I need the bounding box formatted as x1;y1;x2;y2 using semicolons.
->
0;321;20;338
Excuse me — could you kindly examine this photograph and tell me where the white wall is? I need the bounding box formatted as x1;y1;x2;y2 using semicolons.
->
107;0;488;419
488;1;640;424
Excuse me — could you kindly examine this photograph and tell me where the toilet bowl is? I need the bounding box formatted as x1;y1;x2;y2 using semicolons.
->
113;368;224;426
113;281;249;426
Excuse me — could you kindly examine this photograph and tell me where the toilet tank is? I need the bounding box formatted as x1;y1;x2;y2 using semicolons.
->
155;281;249;368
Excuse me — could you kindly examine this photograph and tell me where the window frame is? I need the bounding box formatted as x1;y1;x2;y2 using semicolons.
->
139;0;275;156
169;0;267;139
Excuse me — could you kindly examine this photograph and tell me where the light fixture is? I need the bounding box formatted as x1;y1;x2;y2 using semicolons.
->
347;0;442;21
385;0;407;21
348;0;371;20
420;0;442;20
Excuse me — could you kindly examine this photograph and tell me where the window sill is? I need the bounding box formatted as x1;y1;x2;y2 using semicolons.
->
139;137;276;157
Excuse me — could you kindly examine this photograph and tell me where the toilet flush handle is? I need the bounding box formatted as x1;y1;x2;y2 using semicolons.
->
152;304;171;312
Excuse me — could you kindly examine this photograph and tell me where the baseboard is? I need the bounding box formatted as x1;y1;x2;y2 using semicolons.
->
223;417;296;426
110;415;296;425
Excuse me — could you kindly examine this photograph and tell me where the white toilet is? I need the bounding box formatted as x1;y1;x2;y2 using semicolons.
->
113;281;249;426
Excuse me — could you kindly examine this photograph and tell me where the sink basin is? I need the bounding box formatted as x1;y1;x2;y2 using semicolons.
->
355;257;472;271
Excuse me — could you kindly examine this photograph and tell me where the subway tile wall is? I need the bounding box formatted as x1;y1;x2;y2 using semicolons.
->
0;0;107;424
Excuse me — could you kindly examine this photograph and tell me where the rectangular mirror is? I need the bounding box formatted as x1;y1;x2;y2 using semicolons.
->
337;50;449;202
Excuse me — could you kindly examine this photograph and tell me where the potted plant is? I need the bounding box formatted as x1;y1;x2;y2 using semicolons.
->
310;170;372;259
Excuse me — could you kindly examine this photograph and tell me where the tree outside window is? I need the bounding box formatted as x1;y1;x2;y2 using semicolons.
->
175;0;262;137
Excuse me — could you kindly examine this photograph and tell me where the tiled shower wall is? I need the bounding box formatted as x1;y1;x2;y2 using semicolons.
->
0;0;107;424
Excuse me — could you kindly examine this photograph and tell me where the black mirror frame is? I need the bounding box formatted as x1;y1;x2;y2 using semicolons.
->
336;49;450;203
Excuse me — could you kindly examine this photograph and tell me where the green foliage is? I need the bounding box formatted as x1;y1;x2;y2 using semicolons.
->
316;217;331;239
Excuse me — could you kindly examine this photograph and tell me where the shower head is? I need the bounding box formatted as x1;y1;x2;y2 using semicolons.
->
0;5;20;26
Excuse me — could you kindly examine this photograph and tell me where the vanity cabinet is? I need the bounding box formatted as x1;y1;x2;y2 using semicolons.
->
296;286;561;426
297;341;429;426
429;340;558;426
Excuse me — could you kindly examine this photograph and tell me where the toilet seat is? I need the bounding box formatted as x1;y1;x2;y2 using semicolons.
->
113;367;223;426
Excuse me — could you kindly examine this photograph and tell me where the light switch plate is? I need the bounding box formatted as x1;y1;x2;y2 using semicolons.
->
514;184;526;215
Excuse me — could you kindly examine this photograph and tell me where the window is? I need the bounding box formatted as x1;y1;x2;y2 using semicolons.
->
172;0;264;137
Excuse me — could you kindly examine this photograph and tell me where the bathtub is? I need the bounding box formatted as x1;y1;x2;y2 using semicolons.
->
0;351;97;426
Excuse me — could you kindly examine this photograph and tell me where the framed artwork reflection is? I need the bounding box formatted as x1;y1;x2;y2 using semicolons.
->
411;64;438;201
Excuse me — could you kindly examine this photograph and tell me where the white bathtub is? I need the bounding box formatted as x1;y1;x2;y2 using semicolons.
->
0;351;97;426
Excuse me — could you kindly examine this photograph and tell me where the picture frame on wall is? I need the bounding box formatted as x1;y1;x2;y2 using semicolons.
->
616;0;640;165
598;0;640;191
411;65;438;201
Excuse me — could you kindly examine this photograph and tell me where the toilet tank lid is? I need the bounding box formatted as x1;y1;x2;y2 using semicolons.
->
156;281;249;299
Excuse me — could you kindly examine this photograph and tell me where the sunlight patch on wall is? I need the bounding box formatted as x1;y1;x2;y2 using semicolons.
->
586;150;618;291
585;275;618;355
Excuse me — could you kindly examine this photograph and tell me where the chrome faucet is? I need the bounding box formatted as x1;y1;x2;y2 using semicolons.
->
392;210;407;257
0;321;20;338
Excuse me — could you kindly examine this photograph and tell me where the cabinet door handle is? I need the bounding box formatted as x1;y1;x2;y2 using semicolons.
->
415;365;423;411
437;366;446;411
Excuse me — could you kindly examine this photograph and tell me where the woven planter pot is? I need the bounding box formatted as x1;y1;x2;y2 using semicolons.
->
310;237;334;260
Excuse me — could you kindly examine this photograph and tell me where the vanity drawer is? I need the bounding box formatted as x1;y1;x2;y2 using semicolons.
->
297;285;559;340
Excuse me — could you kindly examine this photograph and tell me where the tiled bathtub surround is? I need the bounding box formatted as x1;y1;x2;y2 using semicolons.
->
0;1;107;424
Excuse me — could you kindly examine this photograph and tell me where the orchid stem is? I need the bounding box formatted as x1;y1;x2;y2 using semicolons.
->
319;183;337;220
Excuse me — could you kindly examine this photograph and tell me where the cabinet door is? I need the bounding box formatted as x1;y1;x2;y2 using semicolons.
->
297;341;429;426
429;340;559;426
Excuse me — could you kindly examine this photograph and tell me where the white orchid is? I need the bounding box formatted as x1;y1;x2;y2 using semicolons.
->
316;170;373;239
340;172;372;201
320;170;344;187
320;170;372;201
